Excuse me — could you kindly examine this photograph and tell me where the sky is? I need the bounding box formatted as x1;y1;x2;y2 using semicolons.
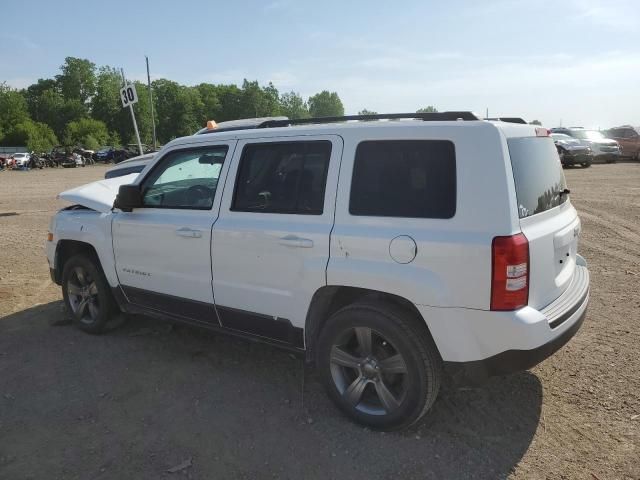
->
1;0;639;128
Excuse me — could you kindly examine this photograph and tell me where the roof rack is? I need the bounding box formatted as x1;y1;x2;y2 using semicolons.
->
484;117;528;124
258;111;479;128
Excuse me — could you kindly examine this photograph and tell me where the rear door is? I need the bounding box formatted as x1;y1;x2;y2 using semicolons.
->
507;135;580;309
211;135;342;347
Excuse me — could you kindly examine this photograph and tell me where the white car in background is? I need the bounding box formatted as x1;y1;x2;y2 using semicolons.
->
11;152;31;168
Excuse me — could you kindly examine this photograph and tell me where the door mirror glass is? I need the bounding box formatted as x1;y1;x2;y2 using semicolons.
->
114;184;142;212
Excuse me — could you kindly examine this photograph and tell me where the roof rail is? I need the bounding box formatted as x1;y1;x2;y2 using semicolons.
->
485;117;528;124
258;111;479;128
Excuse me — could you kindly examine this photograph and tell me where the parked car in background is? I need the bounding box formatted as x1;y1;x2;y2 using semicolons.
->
113;144;154;164
73;147;95;164
95;146;115;162
11;152;31;169
104;153;154;179
603;126;640;160
550;133;592;168
551;128;620;163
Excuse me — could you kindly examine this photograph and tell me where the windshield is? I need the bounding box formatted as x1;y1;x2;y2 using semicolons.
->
572;130;605;140
507;137;568;219
551;133;571;140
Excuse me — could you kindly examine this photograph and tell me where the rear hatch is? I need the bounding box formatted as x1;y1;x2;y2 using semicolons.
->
507;136;580;309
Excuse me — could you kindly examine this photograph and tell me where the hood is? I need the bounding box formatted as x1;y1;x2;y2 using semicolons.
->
582;138;618;146
57;173;138;213
555;137;583;147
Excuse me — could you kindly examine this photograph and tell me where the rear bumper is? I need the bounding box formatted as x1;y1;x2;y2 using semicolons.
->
419;256;590;385
561;153;592;165
444;300;586;385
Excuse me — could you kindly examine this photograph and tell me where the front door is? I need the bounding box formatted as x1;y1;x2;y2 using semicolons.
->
112;141;235;323
211;136;343;347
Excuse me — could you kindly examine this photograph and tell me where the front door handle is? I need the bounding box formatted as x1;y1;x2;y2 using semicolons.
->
175;227;202;238
278;235;314;248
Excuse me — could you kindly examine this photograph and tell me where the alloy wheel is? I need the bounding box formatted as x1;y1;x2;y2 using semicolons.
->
66;266;100;324
329;327;408;415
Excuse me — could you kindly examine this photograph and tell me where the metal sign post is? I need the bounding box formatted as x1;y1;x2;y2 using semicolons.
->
120;69;144;156
146;56;157;151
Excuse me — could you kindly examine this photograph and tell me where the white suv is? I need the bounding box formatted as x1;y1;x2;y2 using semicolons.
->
46;112;589;430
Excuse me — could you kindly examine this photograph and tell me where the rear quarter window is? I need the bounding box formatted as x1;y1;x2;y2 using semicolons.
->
507;137;568;219
349;140;456;218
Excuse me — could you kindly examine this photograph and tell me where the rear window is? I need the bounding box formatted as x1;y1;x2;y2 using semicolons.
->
507;137;568;219
349;140;456;218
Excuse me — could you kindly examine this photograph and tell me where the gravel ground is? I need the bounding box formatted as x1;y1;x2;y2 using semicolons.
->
0;164;638;479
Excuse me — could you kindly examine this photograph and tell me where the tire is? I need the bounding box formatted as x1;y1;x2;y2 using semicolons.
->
61;253;118;334
317;301;442;431
582;162;591;168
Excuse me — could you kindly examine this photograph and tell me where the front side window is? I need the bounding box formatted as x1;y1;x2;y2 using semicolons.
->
349;140;456;218
232;141;331;215
142;146;228;209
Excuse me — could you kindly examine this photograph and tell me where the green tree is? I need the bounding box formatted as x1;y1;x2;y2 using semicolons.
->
416;106;438;113
213;84;244;122
92;66;130;143
56;57;96;104
279;92;309;119
63;118;109;149
24;78;58;120
153;79;204;142
358;109;378;115
308;91;344;117
196;83;222;123
0;83;30;133
1;120;58;152
238;80;281;119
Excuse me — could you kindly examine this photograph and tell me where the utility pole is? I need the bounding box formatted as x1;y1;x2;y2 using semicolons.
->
486;107;489;119
146;56;157;151
121;68;143;155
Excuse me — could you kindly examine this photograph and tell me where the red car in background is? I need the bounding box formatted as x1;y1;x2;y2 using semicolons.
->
604;126;640;160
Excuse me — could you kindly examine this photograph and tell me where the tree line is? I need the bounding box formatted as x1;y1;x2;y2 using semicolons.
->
0;57;350;152
0;56;439;152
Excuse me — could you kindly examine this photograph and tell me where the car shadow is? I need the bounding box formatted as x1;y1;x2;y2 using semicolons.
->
0;302;542;479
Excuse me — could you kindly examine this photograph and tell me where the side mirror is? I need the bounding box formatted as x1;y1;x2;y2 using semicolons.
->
113;184;142;212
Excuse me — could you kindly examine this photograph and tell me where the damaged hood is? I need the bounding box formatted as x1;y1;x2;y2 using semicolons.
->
57;173;139;213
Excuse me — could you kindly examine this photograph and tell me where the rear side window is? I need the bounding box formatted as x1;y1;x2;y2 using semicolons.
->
349;140;456;218
232;141;331;215
507;137;568;219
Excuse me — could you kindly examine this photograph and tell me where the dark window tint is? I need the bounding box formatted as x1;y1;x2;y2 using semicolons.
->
349;140;456;218
232;141;331;214
507;137;568;219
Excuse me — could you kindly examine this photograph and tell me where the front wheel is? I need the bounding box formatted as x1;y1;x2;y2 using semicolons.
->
61;254;118;334
317;302;442;430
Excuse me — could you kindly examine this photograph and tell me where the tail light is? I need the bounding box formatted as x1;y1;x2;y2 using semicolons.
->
491;233;529;311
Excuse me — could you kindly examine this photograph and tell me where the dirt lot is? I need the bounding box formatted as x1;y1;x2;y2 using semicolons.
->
0;164;638;479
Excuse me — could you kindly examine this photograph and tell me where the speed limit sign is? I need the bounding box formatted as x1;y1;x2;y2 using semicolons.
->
120;83;139;108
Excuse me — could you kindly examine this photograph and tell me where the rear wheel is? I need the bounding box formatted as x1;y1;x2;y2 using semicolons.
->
582;161;591;168
61;254;118;334
317;302;441;430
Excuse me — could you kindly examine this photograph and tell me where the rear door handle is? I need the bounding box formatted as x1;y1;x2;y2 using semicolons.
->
175;227;202;238
278;235;314;248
